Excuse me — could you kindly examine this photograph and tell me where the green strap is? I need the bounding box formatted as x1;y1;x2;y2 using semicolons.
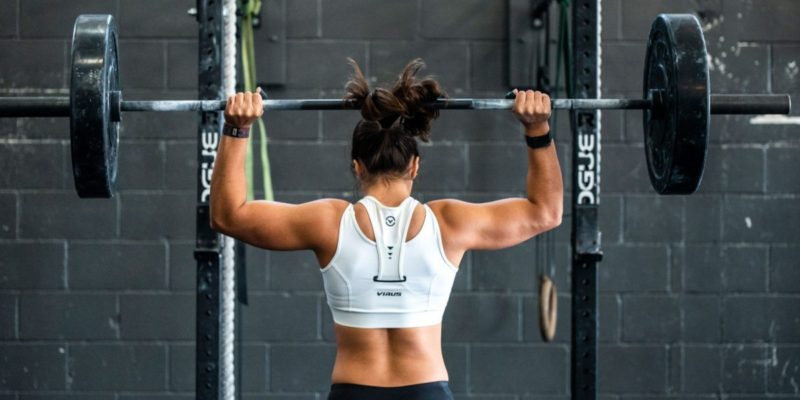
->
241;0;274;201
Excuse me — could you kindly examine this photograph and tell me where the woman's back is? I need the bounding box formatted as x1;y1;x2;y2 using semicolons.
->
320;195;458;386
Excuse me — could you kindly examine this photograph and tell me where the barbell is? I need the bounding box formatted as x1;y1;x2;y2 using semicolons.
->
0;14;792;198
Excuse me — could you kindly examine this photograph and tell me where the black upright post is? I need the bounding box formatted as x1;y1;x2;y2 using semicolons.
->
194;1;225;400
570;0;602;399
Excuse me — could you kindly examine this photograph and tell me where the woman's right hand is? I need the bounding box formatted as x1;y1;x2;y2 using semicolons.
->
224;88;264;128
511;89;551;136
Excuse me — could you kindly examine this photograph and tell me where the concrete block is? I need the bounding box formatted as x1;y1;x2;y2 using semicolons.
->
601;144;651;193
467;143;526;192
420;0;505;39
270;344;335;392
682;295;721;343
0;294;16;339
0;143;65;189
443;344;467;393
0;193;16;238
322;0;415;39
120;294;194;339
20;293;117;339
20;193;117;239
622;295;680;342
242;293;318;342
598;345;667;393
767;147;800;194
723;0;800;42
721;345;767;393
767;345;800;394
69;344;166;391
164;141;196;190
287;0;319;38
120;192;195;239
268;143;352;191
470;345;567;394
286;41;366;89
770;246;800;293
599;244;669;292
623;195;683;243
683;345;722;393
0;344;66;390
772;45;800;94
117;141;166;190
416;144;467;191
0;40;66;88
442;294;520;342
118;0;197;38
370;42;470;92
685;195;721;242
722;197;800;243
0;242;65;289
167;41;198;90
20;0;116;38
269;250;323;291
119;41;166;90
471;42;506;92
723;296;800;342
0;0;17;37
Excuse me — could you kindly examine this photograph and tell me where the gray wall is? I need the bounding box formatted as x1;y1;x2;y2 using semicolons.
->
1;0;799;399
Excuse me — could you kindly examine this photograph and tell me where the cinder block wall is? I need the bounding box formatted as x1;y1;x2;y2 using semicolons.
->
1;0;798;399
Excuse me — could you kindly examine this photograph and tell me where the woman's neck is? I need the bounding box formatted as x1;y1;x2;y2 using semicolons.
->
361;179;413;206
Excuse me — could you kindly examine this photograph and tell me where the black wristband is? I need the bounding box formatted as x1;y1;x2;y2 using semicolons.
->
222;123;250;139
525;133;552;149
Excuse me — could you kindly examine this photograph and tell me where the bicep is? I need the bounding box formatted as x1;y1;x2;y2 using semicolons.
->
432;198;556;251
221;199;341;251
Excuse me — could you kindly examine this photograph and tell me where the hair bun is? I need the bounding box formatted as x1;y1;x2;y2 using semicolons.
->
390;59;446;142
344;58;406;125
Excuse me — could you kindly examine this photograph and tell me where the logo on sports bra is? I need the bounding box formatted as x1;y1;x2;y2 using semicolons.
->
385;215;396;227
377;291;402;297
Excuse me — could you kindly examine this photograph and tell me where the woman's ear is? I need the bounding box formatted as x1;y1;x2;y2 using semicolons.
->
352;159;362;179
410;156;420;179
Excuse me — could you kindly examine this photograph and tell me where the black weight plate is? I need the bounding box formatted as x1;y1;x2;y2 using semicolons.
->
643;14;710;195
70;14;120;198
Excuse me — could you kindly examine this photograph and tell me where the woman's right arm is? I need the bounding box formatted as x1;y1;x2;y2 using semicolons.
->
429;90;563;252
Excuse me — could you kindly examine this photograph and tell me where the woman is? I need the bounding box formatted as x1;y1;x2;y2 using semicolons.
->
210;59;563;400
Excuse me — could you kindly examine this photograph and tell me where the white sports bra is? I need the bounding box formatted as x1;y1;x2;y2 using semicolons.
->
320;196;459;328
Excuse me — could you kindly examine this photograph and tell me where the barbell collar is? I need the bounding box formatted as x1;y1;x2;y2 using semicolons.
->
710;94;792;115
0;97;70;117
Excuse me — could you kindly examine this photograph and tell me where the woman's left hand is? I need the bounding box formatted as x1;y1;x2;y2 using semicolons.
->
224;87;264;128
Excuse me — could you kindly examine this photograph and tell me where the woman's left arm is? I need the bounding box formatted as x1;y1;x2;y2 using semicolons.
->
209;90;341;251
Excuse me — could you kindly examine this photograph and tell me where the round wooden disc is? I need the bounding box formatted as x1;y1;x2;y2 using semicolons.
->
643;14;710;195
70;14;120;198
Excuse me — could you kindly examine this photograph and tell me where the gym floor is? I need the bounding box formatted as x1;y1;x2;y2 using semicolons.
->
0;0;799;399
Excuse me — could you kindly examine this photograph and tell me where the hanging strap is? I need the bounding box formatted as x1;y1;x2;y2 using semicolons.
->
359;196;417;283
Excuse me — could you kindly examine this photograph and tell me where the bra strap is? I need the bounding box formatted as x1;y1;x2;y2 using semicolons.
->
358;196;417;282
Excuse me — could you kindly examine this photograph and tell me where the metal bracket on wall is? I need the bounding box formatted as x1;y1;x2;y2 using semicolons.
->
256;0;287;86
508;0;554;88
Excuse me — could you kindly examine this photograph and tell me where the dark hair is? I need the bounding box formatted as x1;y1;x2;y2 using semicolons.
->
343;58;445;183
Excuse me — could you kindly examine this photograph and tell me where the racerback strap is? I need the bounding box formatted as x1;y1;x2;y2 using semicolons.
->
358;196;418;283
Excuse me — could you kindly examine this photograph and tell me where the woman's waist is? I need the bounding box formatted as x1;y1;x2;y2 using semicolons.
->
331;349;448;387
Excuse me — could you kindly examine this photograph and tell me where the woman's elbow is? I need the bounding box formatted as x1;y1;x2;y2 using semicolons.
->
209;209;234;235
539;204;563;232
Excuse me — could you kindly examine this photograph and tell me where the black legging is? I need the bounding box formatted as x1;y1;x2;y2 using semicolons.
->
327;381;454;400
